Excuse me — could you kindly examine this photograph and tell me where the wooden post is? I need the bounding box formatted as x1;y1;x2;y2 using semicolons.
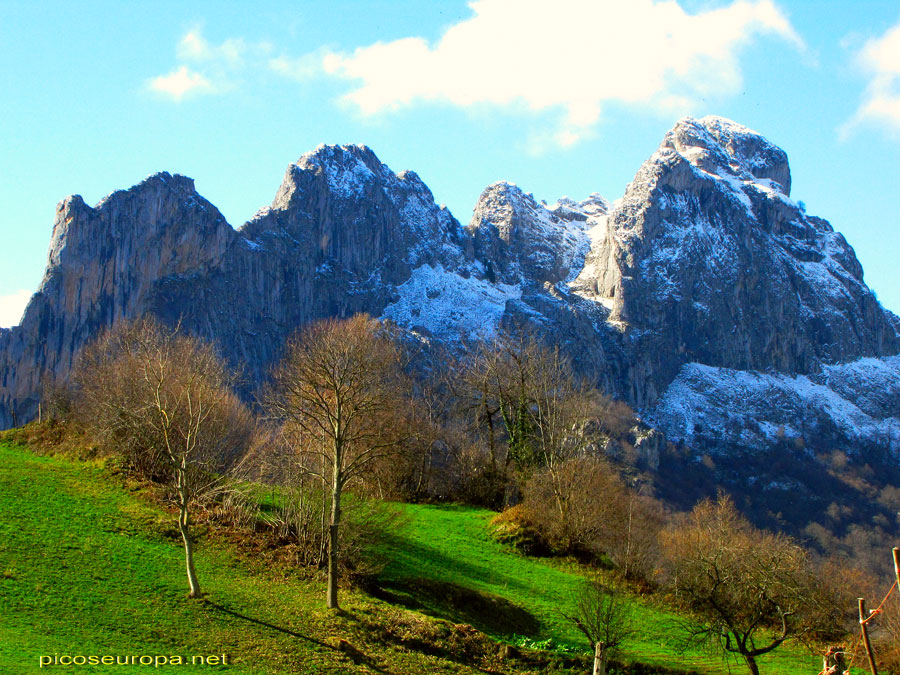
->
823;645;847;674
893;548;900;604
859;598;878;675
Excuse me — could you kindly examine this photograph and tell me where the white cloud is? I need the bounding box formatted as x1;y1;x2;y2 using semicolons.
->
0;290;32;329
147;65;217;101
322;0;802;146
146;28;272;103
845;18;900;136
269;51;324;82
177;29;247;66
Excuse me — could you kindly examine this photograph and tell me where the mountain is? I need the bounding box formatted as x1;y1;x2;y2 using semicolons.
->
0;145;467;421
2;117;898;472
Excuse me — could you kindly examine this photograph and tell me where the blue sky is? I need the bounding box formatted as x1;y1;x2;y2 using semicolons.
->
1;0;899;327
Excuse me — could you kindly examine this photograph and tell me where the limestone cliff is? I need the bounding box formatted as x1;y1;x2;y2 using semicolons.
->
1;118;898;463
0;146;465;423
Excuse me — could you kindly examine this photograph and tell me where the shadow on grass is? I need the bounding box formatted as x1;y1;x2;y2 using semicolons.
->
373;577;540;638
205;601;393;674
204;601;329;647
349;610;500;675
378;531;565;599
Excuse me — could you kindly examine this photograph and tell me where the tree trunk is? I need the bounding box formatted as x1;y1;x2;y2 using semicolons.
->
179;498;201;598
744;654;760;675
326;479;342;609
593;641;606;675
623;495;634;579
318;479;328;567
486;403;497;472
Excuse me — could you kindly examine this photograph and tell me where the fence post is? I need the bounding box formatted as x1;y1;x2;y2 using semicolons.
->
893;548;900;605
859;598;878;675
823;645;847;674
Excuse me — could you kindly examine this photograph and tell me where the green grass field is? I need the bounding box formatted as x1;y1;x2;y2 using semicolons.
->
0;439;824;674
378;503;822;674
0;441;514;675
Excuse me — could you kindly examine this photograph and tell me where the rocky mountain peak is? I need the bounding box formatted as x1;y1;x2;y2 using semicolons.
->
258;145;462;254
588;115;900;405
1;119;897;470
0;171;236;424
266;144;374;211
467;181;593;286
247;144;465;276
90;172;203;217
283;144;442;209
46;172;229;280
297;142;378;165
551;193;609;221
467;181;537;239
663;115;791;196
292;143;383;197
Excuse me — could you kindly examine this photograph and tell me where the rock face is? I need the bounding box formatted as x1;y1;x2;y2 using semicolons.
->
1;117;898;464
572;116;900;408
0;173;234;421
0;145;466;421
144;144;468;386
654;357;900;452
467;182;598;286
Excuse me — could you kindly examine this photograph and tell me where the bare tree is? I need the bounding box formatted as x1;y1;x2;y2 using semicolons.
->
447;340;511;503
527;342;607;468
524;455;623;555
565;581;634;675
450;333;551;479
72;318;252;598
74;320;170;481
265;314;409;609
240;428;402;580
846;548;900;673
660;494;832;675
606;487;666;584
452;332;625;505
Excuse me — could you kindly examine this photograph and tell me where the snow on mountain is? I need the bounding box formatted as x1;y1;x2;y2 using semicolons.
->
382;264;521;340
2;118;898;469
652;357;900;453
467;182;595;287
295;143;376;198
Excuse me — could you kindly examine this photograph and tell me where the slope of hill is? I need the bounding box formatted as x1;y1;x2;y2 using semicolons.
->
0;439;822;674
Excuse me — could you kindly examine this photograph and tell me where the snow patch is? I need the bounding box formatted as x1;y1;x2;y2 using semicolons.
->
639;203;739;302
295;145;376;198
382;264;521;339
653;359;900;453
695;167;754;216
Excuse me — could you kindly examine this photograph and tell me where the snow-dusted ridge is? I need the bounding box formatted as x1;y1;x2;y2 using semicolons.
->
652;357;900;453
2;117;898;457
382;264;522;340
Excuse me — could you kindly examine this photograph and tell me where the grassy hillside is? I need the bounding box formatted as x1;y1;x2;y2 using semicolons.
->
0;439;823;674
378;504;822;674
